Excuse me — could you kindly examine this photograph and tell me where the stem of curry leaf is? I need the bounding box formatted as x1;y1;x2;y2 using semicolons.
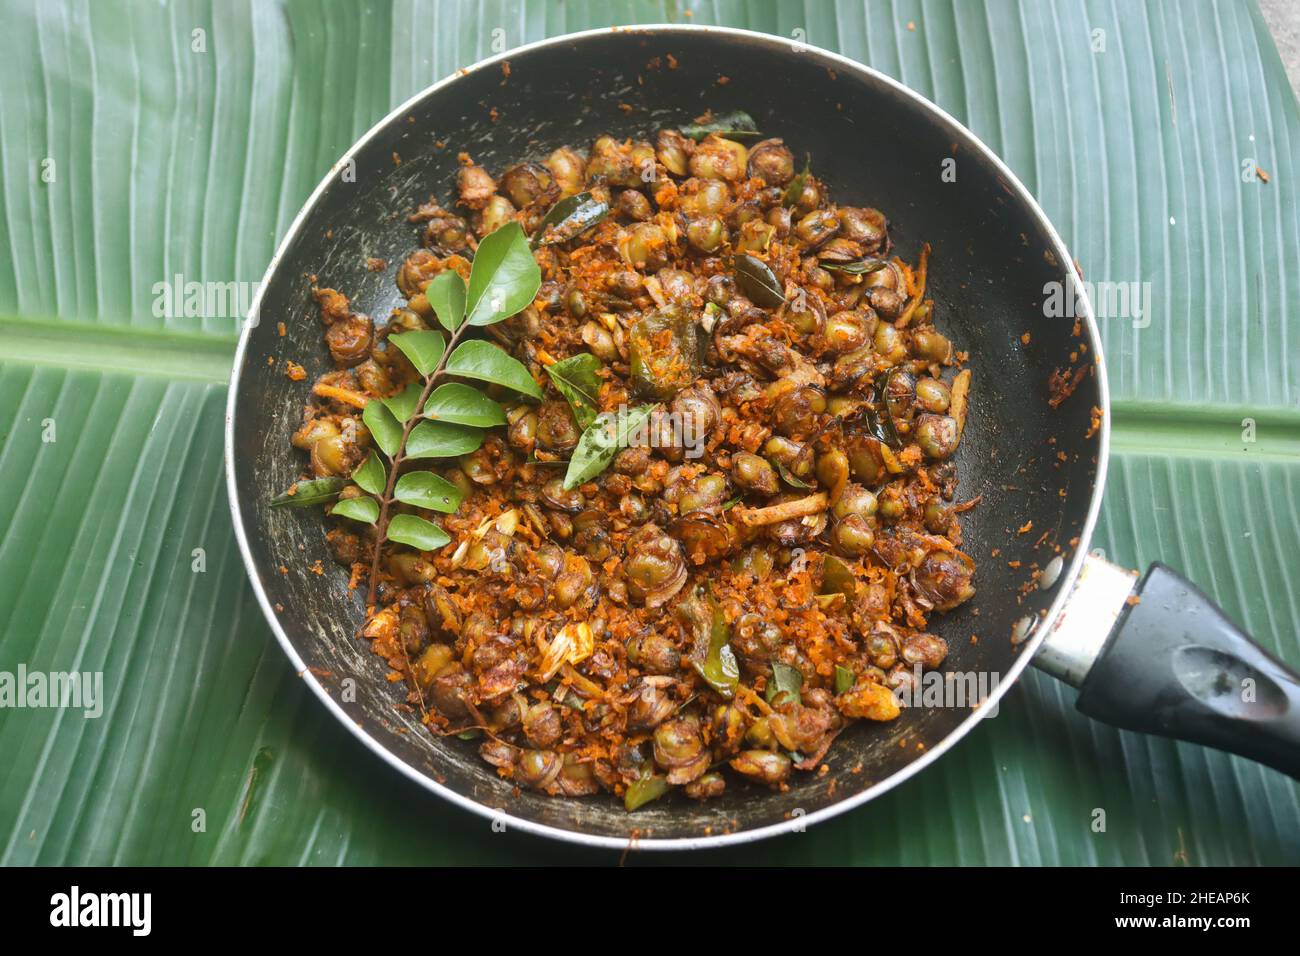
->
364;321;473;611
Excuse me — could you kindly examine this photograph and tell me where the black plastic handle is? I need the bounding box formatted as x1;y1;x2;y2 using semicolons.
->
1075;562;1300;779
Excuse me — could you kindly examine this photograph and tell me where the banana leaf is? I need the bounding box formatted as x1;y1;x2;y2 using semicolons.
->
1;0;1297;865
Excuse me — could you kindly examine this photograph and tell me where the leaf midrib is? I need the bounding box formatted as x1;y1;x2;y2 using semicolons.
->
0;316;235;383
2;315;1297;461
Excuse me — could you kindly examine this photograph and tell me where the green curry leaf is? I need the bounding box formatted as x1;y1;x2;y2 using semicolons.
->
465;221;541;327
388;329;446;377
406;420;485;459
426;270;467;332
351;452;386;496
681;109;760;141
544;352;603;429
677;588;740;699
783;154;811;208
563;404;656;490
393;471;464;514
330;495;379;524
362;399;403;457
381;382;424;422
766;662;803;706
386;514;450;551
623;770;669;812
834;665;856;696
270;476;345;508
422;382;506;427
445;339;543;399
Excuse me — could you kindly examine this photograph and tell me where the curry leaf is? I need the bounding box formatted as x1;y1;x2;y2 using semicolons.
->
362;399;403;457
465;221;541;327
446;339;543;398
766;662;803;706
783;154;811;208
351;225;543;605
426;270;467;332
680;589;739;699
532;191;609;248
406;420;484;459
381;382;423;422
389;329;446;377
423;382;506;427
386;514;451;551
821;555;860;599
270;476;344;508
393;471;464;514
544;352;603;429
352;452;386;496
709;646;739;700
331;495;379;524
624;770;669;812
733;254;785;308
834;665;856;696
820;257;888;275
563;404;656;490
866;368;905;450
778;463;813;489
681;109;760;141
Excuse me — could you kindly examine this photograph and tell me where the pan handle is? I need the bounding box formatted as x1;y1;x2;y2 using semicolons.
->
1036;557;1300;779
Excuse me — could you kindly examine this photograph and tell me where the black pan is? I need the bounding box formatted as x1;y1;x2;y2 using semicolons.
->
225;25;1300;850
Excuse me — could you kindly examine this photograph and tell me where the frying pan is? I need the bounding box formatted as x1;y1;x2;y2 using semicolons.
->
224;25;1300;850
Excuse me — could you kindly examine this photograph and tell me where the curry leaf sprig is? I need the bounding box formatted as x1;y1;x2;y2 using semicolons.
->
337;221;542;608
279;213;649;610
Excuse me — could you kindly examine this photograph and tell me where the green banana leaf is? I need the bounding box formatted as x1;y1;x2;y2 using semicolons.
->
1;0;1297;865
